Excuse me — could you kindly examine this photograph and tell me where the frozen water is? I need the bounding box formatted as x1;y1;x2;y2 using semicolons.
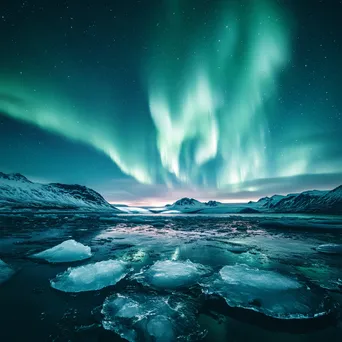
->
101;293;203;342
119;206;151;214
296;264;342;292
316;243;342;255
50;259;127;292
146;315;174;341
135;260;210;289
1;214;342;341
111;296;141;319
31;239;92;263
0;259;14;285
203;264;333;319
259;218;342;231
226;242;251;254
219;265;301;290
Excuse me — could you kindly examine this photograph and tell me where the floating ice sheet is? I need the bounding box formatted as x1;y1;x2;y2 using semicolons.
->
225;242;251;254
134;260;210;289
316;244;342;255
101;293;204;342
202;264;335;319
51;259;127;292
0;259;15;285
296;264;342;292
31;239;92;263
259;218;342;231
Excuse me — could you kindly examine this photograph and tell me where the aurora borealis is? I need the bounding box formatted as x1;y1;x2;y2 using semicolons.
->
0;0;341;204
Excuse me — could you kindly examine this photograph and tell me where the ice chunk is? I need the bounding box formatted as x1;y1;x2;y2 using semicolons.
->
147;315;174;342
102;293;203;342
226;242;251;254
31;239;92;263
203;264;334;319
113;296;141;319
119;206;151;214
219;265;301;290
0;259;14;285
50;259;127;292
135;260;210;289
316;243;342;255
297;264;342;292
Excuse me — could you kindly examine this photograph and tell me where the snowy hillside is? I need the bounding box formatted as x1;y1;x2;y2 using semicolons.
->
0;172;120;212
270;187;342;214
1;171;341;214
256;195;286;209
162;197;259;214
165;198;205;213
159;186;342;215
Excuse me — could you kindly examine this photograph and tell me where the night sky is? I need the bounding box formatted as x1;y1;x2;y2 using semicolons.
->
0;0;341;205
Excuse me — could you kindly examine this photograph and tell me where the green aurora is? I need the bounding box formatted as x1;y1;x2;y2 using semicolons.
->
0;0;341;202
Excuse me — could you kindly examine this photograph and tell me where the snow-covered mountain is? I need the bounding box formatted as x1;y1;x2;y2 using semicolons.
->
169;198;223;209
2;171;341;214
256;195;286;209
269;187;341;214
164;198;205;213
164;197;256;214
0;172;120;212
163;186;342;215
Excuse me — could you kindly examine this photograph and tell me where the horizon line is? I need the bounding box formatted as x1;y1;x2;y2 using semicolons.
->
109;197;258;207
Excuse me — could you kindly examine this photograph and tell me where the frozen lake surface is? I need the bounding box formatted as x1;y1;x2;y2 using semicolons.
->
0;213;342;341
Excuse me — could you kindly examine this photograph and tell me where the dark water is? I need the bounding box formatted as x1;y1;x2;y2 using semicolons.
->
0;213;342;341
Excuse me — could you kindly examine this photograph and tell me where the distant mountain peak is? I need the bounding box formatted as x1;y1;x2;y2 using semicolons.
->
205;200;220;207
0;172;32;183
173;197;200;206
331;184;342;194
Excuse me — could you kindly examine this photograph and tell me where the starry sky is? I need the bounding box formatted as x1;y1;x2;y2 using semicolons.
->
0;0;341;205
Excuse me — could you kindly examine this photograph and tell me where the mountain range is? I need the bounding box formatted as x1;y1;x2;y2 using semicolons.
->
0;172;119;211
253;187;342;214
0;172;342;214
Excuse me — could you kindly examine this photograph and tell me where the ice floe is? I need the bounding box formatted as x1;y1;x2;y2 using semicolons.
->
296;264;342;292
0;259;15;285
101;293;204;342
134;260;210;289
316;243;342;255
118;206;152;214
225;242;251;254
202;264;334;319
31;239;92;263
50;259;127;292
259;218;342;231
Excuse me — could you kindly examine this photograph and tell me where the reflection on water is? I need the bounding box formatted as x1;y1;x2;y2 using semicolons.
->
0;213;342;341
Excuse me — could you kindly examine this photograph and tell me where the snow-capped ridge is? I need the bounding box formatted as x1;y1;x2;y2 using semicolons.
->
0;171;120;212
0;172;31;183
270;185;342;214
162;184;342;214
205;200;221;206
172;197;202;207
